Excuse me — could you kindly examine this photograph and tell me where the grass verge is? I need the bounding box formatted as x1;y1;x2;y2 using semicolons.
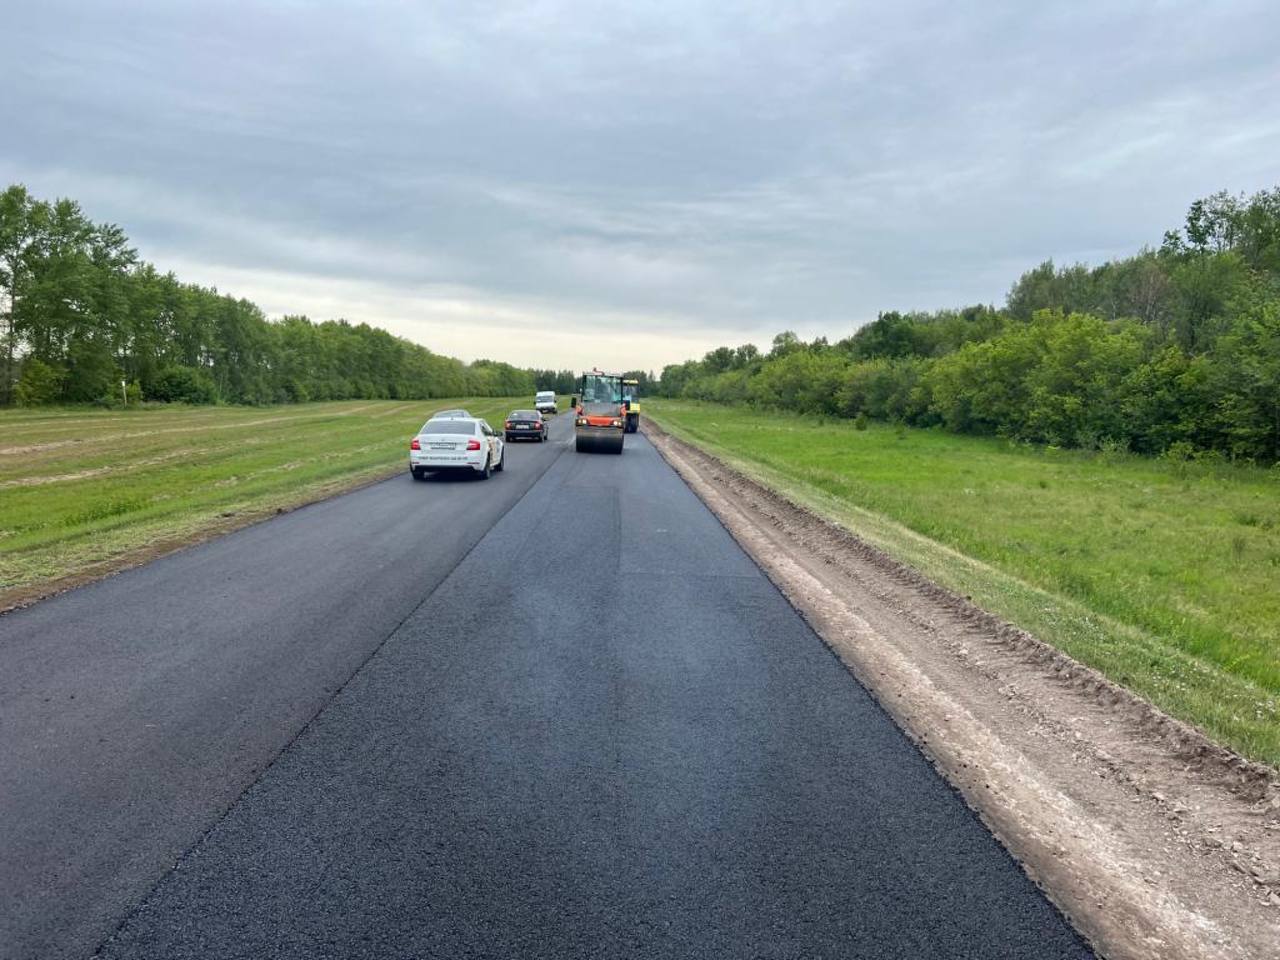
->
646;399;1280;767
0;398;534;608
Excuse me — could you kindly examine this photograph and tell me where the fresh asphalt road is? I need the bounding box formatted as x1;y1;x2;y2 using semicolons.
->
4;421;1092;959
0;416;573;960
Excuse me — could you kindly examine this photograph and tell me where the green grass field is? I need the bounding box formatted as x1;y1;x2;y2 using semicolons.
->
0;399;533;605
647;399;1280;767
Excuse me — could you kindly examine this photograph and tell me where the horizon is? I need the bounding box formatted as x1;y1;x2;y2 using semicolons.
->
5;1;1277;371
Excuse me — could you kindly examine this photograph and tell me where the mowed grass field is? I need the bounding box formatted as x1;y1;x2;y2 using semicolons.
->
648;399;1280;766
0;399;530;607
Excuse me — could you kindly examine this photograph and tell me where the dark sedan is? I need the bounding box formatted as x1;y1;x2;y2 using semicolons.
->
504;410;548;442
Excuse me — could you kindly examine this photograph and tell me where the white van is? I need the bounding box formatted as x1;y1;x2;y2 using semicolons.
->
534;390;557;415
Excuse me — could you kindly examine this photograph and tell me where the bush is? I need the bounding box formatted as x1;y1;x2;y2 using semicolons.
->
836;356;930;423
146;366;218;404
746;350;848;415
924;311;1147;443
280;378;310;403
13;358;64;406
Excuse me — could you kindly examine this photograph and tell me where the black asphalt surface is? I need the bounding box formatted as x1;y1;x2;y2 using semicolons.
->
0;417;573;960
69;430;1089;959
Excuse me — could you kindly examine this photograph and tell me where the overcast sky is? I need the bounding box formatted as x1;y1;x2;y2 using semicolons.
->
4;1;1278;372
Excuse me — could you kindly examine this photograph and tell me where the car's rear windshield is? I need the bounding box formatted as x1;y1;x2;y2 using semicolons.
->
510;410;537;418
420;420;476;435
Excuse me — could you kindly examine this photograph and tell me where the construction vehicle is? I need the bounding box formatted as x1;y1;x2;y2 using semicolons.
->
572;370;626;454
621;378;640;433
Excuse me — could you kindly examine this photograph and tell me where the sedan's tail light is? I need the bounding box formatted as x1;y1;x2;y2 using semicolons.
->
466;438;482;450
410;437;420;450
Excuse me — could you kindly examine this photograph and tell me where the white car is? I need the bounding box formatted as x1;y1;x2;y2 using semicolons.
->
534;391;558;415
409;416;505;480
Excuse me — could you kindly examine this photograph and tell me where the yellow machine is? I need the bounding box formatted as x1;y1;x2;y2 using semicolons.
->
621;378;640;434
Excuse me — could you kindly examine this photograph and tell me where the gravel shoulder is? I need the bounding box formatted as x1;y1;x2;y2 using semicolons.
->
644;419;1280;960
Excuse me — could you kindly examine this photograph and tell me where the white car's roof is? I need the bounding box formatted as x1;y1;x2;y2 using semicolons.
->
418;416;483;433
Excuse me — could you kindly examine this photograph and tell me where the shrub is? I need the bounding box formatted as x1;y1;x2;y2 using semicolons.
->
146;365;218;404
14;358;64;406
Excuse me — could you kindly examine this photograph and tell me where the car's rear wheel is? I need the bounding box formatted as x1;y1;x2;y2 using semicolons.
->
495;447;505;472
411;467;426;481
478;456;492;480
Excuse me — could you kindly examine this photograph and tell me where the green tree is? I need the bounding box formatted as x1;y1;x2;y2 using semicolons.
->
1205;285;1280;461
769;330;803;358
63;337;120;402
0;185;36;404
13;357;63;405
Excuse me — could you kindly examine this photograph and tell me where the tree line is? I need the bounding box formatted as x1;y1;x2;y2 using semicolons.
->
528;368;658;397
659;186;1280;463
0;184;547;407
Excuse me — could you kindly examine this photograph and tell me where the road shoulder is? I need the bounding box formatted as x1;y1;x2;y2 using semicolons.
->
0;463;403;616
643;418;1280;960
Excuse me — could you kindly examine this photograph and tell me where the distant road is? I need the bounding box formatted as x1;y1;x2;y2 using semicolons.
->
1;418;1091;959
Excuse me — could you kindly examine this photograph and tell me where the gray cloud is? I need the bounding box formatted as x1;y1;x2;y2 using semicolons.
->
3;0;1277;370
